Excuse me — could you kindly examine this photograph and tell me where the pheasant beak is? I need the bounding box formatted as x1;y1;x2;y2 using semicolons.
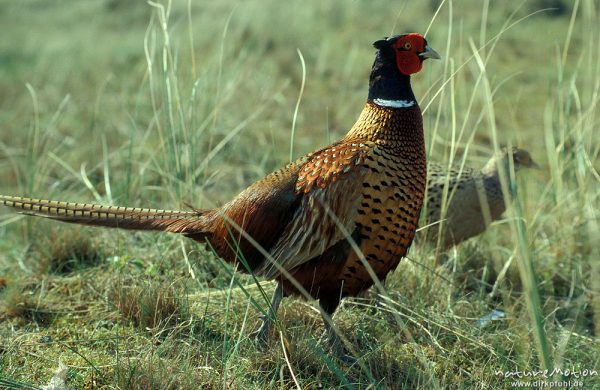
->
419;45;441;60
530;159;541;170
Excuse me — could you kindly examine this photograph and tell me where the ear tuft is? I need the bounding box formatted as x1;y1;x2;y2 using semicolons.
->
373;38;389;49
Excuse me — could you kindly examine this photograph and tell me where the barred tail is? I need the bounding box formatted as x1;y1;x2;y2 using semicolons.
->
0;195;208;234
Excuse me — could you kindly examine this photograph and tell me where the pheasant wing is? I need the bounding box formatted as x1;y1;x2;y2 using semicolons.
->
255;141;372;279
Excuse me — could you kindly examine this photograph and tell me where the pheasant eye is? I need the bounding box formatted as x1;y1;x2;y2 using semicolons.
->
403;42;412;50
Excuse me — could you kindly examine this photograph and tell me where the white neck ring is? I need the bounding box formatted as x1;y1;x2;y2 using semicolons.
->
373;98;416;108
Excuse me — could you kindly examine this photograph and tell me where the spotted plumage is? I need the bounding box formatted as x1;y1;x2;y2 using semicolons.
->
420;147;539;249
1;33;440;361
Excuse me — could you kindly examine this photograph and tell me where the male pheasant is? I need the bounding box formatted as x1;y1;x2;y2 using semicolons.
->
1;34;440;360
421;147;539;249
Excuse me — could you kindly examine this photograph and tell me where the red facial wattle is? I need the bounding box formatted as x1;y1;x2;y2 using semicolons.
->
393;33;427;76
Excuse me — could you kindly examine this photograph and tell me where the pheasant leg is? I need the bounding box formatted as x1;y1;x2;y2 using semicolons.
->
320;296;355;363
252;282;283;350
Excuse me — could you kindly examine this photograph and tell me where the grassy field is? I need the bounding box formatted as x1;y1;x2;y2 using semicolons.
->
0;0;599;388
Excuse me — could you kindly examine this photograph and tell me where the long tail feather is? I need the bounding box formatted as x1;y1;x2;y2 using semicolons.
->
0;195;207;233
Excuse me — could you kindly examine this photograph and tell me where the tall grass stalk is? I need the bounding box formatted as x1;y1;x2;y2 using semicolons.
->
470;39;552;371
289;49;306;163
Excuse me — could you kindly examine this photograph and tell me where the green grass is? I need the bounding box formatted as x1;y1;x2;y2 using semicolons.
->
1;0;599;388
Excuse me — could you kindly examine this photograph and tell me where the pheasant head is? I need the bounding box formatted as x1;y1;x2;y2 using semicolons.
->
368;33;440;108
374;33;441;75
482;147;540;177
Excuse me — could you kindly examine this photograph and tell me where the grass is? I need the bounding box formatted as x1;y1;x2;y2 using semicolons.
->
1;0;599;388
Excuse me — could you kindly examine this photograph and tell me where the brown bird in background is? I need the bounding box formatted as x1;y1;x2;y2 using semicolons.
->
1;33;440;361
420;147;539;250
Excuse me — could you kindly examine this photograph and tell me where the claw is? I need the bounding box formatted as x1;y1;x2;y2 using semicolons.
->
321;316;356;365
252;283;283;351
252;314;271;351
338;353;357;364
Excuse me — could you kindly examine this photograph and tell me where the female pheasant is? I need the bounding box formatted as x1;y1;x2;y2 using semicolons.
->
1;34;439;360
422;147;539;249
